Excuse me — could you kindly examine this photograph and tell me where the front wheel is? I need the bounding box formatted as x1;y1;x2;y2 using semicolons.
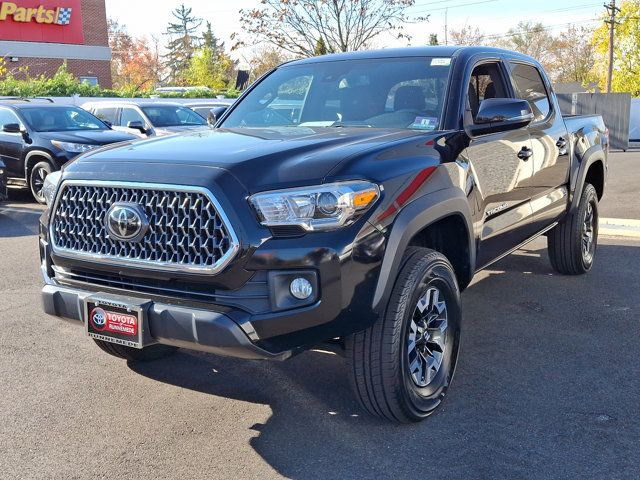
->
29;161;53;204
547;183;599;275
347;247;462;423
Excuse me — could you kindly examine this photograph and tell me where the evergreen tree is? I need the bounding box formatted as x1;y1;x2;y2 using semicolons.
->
429;34;439;46
314;37;328;56
164;4;202;85
203;21;224;56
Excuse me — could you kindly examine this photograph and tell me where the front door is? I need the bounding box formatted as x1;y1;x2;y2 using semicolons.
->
464;61;536;268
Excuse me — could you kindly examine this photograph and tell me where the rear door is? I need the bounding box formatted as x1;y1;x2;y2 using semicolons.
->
464;60;535;268
507;61;570;232
0;108;26;178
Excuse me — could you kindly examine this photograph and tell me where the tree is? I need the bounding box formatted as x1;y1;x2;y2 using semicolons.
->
315;37;328;56
591;0;640;94
202;21;224;56
108;19;161;90
550;26;595;84
500;22;555;70
450;25;485;46
186;47;236;90
247;46;293;83
429;34;439;46
164;4;202;85
233;0;424;57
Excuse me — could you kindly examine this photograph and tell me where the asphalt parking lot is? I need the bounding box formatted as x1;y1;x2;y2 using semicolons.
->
1;152;639;480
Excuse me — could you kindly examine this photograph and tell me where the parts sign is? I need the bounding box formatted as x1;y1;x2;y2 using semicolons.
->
0;0;83;44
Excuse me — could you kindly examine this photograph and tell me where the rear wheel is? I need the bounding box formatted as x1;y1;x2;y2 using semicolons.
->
29;161;53;204
347;247;462;423
93;340;178;362
548;183;599;275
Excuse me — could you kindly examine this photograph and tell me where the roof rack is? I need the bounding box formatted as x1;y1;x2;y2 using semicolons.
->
0;96;55;103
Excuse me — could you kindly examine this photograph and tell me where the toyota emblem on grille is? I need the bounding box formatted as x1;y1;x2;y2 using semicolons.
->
105;203;149;242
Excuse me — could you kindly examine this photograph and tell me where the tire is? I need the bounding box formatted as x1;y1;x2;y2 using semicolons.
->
548;183;599;275
93;339;178;362
29;161;53;204
347;247;462;423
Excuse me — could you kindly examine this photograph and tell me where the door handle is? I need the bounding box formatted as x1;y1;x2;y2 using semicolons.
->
556;137;568;155
517;146;533;160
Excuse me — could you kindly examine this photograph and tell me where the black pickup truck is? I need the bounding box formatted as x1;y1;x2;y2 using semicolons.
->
39;46;607;423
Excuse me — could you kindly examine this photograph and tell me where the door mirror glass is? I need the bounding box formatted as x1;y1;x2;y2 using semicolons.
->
126;120;147;134
208;107;227;126
2;123;22;134
470;98;534;135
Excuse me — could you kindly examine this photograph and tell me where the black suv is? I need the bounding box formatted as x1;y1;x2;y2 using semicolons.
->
0;101;137;203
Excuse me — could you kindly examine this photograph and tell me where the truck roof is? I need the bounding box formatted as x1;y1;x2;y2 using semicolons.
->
286;45;537;66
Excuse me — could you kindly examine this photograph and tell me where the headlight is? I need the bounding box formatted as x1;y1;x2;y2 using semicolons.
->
249;181;380;232
42;171;62;207
51;141;99;153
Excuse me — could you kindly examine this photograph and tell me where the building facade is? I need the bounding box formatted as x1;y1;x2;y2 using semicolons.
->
0;0;112;87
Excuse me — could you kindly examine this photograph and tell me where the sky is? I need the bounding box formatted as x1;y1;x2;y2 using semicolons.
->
105;0;605;67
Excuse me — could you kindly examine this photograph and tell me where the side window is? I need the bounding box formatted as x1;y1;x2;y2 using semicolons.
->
93;107;118;124
468;62;509;121
509;63;551;122
0;109;21;128
120;108;145;127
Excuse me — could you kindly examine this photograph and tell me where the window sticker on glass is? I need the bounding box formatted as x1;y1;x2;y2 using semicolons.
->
431;58;451;66
411;117;438;130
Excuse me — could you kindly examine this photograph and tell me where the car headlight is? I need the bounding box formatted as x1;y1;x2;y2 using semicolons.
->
51;140;99;153
42;171;62;207
249;181;380;232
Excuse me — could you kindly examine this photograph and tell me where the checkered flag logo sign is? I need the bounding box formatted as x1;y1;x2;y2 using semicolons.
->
56;8;72;25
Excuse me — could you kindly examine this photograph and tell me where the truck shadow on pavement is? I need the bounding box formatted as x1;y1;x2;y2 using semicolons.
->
128;242;639;480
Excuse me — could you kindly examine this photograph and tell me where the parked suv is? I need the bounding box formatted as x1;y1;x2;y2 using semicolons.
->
0;101;137;203
83;101;208;138
41;47;607;422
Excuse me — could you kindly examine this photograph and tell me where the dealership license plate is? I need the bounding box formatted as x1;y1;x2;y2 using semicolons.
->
84;296;149;349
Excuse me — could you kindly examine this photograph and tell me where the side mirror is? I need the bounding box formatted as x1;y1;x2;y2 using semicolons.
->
127;120;148;134
2;123;22;134
469;98;534;136
208;107;228;126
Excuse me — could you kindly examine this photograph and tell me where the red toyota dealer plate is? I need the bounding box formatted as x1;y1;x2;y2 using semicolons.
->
84;296;148;349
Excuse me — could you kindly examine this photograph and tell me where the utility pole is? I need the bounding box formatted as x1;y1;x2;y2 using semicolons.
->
444;8;448;45
605;0;621;93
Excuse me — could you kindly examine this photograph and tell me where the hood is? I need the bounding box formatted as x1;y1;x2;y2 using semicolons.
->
67;127;426;192
40;129;138;145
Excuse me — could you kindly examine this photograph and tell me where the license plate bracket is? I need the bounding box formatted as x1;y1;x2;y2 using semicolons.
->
84;294;153;349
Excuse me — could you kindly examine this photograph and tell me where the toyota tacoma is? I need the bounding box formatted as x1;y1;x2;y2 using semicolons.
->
39;47;608;423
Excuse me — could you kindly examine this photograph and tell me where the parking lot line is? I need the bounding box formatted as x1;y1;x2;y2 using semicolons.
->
600;218;640;238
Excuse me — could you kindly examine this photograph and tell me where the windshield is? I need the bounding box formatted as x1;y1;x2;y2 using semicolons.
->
141;105;207;127
21;107;108;132
222;57;452;130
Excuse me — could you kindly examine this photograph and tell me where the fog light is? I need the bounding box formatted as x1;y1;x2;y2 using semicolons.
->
290;277;313;300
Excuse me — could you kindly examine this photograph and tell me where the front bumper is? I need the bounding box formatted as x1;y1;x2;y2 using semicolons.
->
41;283;293;360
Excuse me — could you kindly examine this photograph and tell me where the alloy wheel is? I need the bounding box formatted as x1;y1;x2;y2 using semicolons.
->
407;287;448;388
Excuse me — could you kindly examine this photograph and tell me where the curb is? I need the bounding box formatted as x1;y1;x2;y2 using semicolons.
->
600;218;640;238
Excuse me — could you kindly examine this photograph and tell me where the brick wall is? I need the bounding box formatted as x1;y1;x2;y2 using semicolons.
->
2;0;112;88
81;0;109;47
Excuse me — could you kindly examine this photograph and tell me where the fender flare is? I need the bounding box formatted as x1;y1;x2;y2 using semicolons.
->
24;150;55;178
570;145;606;213
371;187;476;313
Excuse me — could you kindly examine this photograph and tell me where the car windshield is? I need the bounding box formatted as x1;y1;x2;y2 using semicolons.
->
222;57;452;131
21;106;108;132
141;105;207;127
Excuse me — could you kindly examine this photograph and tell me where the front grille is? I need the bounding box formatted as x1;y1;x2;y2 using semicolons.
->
50;182;238;274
